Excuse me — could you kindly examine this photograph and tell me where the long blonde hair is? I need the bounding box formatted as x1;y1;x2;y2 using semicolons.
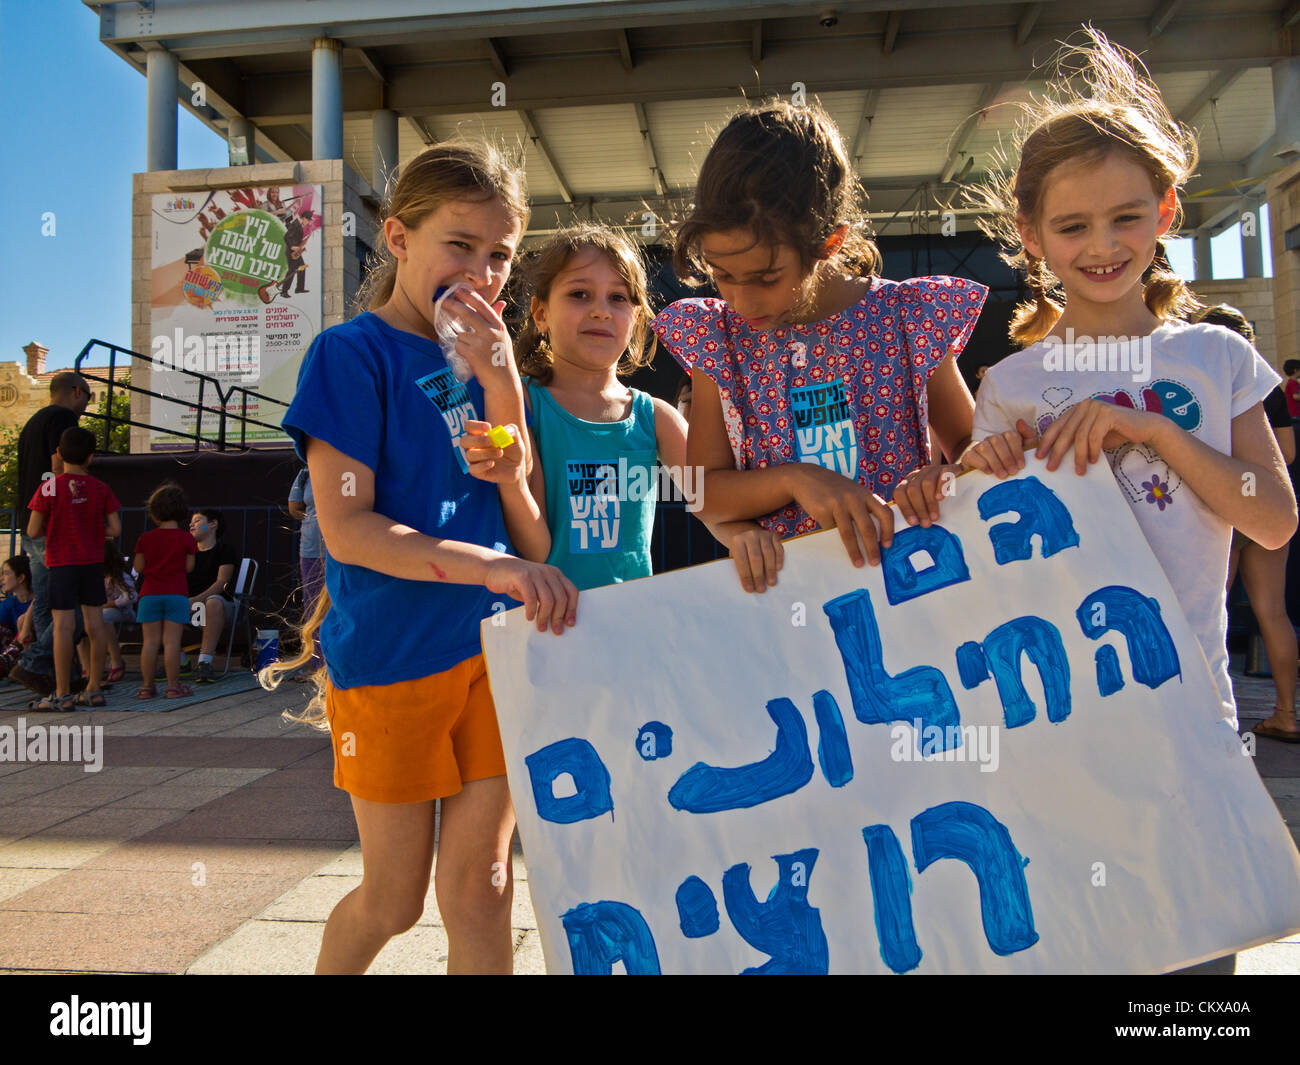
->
262;581;331;729
271;139;530;727
968;27;1201;346
514;223;655;385
353;140;530;315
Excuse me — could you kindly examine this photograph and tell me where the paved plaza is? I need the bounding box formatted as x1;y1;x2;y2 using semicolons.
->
0;658;1295;975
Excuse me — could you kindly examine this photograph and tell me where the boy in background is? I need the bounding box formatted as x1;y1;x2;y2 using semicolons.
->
26;426;121;710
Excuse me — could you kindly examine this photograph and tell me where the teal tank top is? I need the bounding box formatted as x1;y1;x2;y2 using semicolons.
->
527;379;659;591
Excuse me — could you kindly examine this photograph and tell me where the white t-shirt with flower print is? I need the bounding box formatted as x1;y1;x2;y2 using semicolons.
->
973;319;1281;721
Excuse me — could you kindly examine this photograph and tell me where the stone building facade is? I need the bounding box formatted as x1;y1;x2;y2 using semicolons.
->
0;342;130;435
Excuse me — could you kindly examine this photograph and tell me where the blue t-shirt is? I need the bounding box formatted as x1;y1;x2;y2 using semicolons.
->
289;467;321;559
0;595;30;632
282;312;515;689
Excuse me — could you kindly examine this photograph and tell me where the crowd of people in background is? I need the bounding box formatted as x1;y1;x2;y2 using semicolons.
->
2;371;247;706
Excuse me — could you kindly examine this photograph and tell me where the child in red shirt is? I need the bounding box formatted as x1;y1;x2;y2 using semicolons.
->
132;482;197;699
25;426;121;710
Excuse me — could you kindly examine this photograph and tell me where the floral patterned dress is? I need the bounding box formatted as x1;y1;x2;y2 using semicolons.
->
651;276;988;536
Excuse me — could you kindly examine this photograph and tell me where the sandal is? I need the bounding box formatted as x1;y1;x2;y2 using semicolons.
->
75;691;107;708
164;684;194;699
1252;719;1300;744
31;694;76;713
104;665;126;684
136;684;157;700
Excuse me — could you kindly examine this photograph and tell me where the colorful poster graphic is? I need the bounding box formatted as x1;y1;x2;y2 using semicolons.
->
149;185;322;449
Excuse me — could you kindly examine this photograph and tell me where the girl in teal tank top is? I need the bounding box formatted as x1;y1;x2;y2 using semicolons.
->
460;224;775;592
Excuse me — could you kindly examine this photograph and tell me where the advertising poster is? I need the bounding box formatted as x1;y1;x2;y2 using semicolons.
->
149;184;322;449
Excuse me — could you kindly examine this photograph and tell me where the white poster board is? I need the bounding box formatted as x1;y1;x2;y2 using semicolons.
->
149;184;322;449
482;456;1300;974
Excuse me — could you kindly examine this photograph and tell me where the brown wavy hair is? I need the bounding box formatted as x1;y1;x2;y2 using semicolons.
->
353;140;530;315
514;223;655;386
671;99;881;295
967;26;1201;346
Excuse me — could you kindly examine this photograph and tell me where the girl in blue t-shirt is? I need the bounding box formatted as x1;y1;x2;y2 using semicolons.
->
268;142;578;975
462;223;774;592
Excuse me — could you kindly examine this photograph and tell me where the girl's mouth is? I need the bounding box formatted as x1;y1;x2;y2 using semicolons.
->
1079;261;1129;281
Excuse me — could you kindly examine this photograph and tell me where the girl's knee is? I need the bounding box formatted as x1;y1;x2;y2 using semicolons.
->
436;865;512;930
354;884;426;937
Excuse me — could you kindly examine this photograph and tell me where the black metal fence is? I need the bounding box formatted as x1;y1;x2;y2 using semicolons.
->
73;338;291;454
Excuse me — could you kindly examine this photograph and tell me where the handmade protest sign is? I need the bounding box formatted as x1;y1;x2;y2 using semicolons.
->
481;455;1300;974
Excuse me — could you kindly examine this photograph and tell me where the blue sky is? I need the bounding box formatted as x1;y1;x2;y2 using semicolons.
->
0;1;1272;373
0;0;228;373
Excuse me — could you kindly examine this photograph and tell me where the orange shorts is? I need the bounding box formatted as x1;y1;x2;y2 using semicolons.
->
323;653;507;804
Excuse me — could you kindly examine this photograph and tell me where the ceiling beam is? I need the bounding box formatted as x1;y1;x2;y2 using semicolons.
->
882;11;901;55
850;88;879;166
1014;3;1042;46
939;83;1002;183
1149;0;1185;39
634;102;668;196
237;21;1289;121
485;38;509;79
1176;66;1246;125
406;115;436;145
617;29;635;71
519;110;574;203
356;48;387;84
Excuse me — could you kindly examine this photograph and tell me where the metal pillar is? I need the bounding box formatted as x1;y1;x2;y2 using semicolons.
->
1273;57;1300;151
1193;231;1213;281
312;37;343;161
373;109;398;198
146;50;178;172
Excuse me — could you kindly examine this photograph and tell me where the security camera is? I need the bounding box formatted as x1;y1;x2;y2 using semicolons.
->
819;9;839;28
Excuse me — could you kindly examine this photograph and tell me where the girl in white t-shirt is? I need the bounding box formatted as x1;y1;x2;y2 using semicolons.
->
901;29;1296;732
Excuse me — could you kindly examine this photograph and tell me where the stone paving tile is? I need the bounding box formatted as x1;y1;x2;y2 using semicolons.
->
0;909;252;973
165;767;276;788
243;766;334;789
0;867;63;902
261;873;360;921
2;764;96;788
513;929;547;974
105;785;246;811
143;795;356;842
0;805;85;842
81;837;353;876
369;926;452;975
1237;940;1300;975
35;778;154;807
186;919;322;974
2;867;293;919
0;837;131;869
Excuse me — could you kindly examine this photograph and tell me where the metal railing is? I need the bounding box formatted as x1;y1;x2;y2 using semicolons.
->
73;339;291;453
